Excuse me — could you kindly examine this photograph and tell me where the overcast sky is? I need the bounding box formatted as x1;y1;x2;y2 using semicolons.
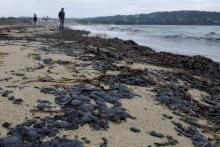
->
0;0;220;18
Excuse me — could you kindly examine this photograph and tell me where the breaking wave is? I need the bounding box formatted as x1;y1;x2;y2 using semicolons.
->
163;34;220;42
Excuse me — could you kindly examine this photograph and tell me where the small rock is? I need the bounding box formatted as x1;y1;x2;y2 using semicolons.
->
14;73;25;77
22;77;28;80
43;59;54;65
130;127;141;133
167;135;178;145
37;100;51;104
13;98;24;105
37;103;47;110
36;100;52;110
2;122;11;129
149;131;165;138
8;96;15;101
84;139;91;144
81;137;87;140
163;114;173;119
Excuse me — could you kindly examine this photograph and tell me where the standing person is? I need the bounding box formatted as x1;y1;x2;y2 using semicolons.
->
33;13;37;27
58;8;65;30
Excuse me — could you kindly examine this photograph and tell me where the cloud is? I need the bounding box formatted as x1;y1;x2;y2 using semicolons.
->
0;0;219;17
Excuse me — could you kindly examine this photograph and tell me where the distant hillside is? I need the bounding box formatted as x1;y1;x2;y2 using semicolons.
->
74;11;220;25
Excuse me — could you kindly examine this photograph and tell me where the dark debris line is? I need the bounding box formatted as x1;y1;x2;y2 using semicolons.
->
0;84;138;146
154;84;220;146
38;28;220;81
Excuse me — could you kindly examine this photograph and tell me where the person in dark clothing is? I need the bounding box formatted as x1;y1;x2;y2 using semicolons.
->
58;8;65;30
33;13;37;27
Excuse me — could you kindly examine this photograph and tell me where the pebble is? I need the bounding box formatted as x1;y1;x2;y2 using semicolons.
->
163;114;173;120
149;131;165;138
84;139;91;144
43;58;54;65
2;122;11;129
8;96;15;101
13;98;24;105
36;103;47;110
81;137;87;140
130;127;141;133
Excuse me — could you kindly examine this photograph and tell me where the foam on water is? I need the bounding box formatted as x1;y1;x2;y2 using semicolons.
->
69;24;220;62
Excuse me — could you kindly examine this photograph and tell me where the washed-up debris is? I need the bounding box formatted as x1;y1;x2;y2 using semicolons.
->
13;98;23;105
0;136;83;147
0;84;137;146
41;137;83;147
100;68;155;87
0;77;12;82
100;137;108;147
172;121;216;147
163;114;173;120
155;83;220;128
56;60;72;65
130;127;141;133
154;83;220;145
5;95;24;105
21;75;86;85
43;58;54;65
8;96;15;101
31;52;71;67
36;99;52;110
149;131;165;138
147;53;220;80
1;90;13;97
30;109;64;114
11;73;25;77
81;137;91;144
81;137;87;140
166;135;178;146
2;122;11;129
44;84;138;129
84;139;91;144
148;130;178;146
0;52;9;56
30;53;42;61
154;135;178;146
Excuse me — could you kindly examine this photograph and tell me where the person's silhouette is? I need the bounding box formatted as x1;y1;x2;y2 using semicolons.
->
58;8;65;30
33;13;37;27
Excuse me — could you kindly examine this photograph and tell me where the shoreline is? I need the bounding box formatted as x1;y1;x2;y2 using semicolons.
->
0;22;220;147
68;24;220;63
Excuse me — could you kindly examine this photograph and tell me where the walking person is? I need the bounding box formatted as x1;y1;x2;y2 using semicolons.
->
58;8;65;30
33;13;37;27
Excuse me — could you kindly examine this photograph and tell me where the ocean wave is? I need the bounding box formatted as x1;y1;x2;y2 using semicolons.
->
107;27;141;33
88;32;111;39
106;27;220;41
163;34;220;41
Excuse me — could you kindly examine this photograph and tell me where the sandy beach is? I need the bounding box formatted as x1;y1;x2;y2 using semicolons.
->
0;22;220;147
